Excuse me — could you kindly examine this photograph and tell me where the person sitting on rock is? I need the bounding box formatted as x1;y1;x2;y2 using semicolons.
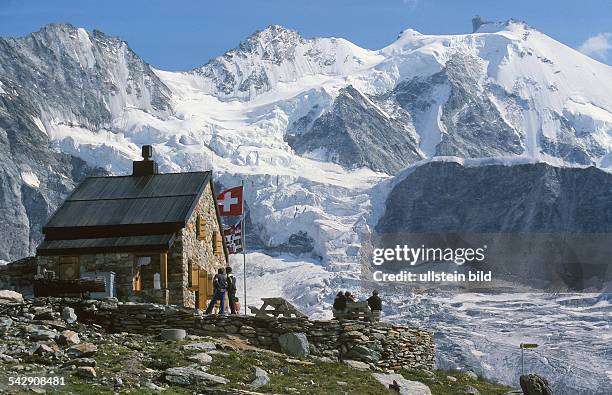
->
344;291;356;302
367;290;382;312
333;291;347;311
205;268;227;315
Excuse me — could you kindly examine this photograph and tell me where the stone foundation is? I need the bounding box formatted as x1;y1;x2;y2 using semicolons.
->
45;298;435;371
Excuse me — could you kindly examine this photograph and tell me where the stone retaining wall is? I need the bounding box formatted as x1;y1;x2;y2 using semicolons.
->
0;257;37;296
49;298;435;371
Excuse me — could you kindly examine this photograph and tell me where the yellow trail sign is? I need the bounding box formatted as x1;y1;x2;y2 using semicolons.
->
520;343;539;349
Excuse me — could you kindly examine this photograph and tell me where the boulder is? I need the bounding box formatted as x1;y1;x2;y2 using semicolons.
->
278;332;310;357
464;370;479;380
66;343;97;358
29;328;57;341
372;373;431;395
145;381;164;392
0;290;23;304
520;374;553;395
76;366;96;378
67;358;96;367
187;353;213;364
161;328;186;341
57;330;80;346
461;385;481;395
0;353;14;362
31;343;57;356
343;359;370;370
61;307;77;324
165;367;228;385
31;306;54;320
250;367;270;388
344;344;381;363
181;342;216;352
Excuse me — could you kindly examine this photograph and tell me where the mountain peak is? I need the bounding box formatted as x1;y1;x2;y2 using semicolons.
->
471;16;530;34
29;22;81;39
236;25;304;57
249;25;300;40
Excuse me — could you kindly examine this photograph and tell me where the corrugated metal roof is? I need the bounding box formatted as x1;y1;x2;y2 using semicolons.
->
37;234;175;255
44;172;210;230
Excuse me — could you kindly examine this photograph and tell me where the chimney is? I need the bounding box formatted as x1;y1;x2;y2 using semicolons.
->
132;145;159;176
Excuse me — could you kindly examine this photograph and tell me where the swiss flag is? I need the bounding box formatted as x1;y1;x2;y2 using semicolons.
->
217;186;243;216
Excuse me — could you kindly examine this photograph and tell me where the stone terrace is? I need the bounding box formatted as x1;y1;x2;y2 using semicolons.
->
37;297;435;372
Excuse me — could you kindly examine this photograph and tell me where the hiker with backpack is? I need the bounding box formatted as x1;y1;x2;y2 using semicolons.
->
205;268;227;315
226;266;239;315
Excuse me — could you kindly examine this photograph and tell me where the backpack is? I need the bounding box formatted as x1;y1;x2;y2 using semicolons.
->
227;274;237;293
213;273;227;291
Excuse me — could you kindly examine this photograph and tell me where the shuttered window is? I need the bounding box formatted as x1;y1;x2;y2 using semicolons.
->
196;215;207;240
189;259;199;288
212;231;223;256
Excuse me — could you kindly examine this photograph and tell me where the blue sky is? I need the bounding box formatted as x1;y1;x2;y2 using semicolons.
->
1;0;610;70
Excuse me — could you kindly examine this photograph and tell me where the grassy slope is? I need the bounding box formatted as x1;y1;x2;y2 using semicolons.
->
1;335;514;394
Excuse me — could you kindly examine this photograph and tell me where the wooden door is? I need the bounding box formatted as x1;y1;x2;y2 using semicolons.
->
197;270;208;309
133;267;142;291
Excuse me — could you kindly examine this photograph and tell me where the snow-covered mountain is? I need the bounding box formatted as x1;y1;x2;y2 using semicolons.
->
1;20;611;392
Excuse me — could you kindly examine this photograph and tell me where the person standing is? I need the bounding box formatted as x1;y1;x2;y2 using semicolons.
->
367;290;382;322
367;290;382;312
205;268;227;315
226;266;238;315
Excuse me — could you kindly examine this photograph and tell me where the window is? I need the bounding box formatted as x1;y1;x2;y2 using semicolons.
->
58;256;79;280
189;259;199;288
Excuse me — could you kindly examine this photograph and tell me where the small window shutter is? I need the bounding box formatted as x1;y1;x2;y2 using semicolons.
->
213;232;223;256
196;215;207;240
190;260;199;288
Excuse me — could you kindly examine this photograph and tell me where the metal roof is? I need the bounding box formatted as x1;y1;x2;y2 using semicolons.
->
44;172;211;232
37;234;176;255
37;170;229;261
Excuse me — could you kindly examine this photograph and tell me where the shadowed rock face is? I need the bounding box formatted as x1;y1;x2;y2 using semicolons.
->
0;78;106;261
0;23;171;129
0;23;171;261
286;85;422;174
375;161;612;291
377;161;612;234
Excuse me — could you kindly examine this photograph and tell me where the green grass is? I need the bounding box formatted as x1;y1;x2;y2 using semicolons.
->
401;368;515;395
143;340;192;371
207;350;386;394
1;335;516;394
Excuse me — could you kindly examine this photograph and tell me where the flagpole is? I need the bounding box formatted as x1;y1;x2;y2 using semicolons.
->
241;179;247;316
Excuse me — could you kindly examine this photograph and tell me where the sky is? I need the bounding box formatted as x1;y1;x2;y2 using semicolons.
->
0;0;610;70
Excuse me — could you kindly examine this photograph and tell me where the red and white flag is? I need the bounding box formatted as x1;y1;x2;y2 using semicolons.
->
223;221;243;254
217;186;243;216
